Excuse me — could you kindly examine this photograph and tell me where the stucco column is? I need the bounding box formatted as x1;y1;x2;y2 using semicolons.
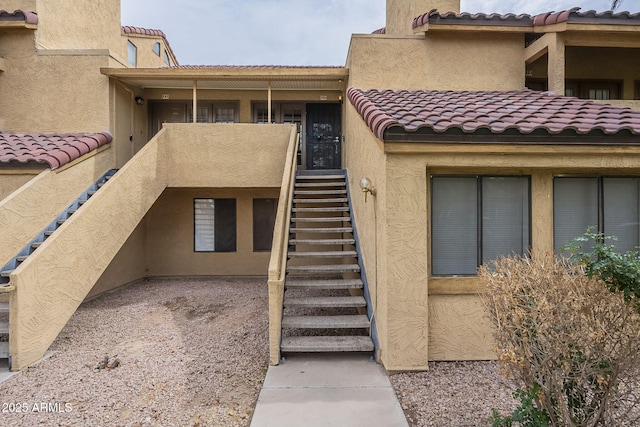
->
548;33;566;95
381;156;429;370
531;171;554;257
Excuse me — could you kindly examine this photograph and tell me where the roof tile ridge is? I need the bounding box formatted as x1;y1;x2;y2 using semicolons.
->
0;9;38;25
347;87;398;140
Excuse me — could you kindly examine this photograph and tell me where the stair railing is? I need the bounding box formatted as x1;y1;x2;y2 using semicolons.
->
267;128;299;365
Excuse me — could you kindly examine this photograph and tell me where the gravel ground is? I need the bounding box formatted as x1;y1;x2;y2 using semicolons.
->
0;277;519;426
0;277;269;427
390;361;518;427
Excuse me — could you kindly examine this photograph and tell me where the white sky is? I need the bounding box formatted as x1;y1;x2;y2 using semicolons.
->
120;0;636;66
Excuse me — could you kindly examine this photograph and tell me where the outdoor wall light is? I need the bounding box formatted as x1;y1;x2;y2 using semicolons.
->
135;96;144;105
360;177;376;203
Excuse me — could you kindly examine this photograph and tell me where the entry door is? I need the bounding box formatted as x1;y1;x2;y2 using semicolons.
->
305;103;341;170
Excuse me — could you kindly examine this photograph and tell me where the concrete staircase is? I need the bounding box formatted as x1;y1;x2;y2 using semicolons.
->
0;169;117;365
281;170;374;354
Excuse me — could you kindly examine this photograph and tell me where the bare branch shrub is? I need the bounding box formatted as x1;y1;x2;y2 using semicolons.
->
479;254;640;426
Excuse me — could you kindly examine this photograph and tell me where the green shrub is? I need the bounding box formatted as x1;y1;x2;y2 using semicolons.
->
479;254;640;426
564;230;640;311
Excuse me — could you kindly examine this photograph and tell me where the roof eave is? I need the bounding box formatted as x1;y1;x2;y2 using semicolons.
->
382;130;640;145
100;66;349;81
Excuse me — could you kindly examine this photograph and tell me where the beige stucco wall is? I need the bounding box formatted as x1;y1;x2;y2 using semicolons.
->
146;188;279;277
0;172;40;201
125;35;172;68
343;103;391;365
165;123;293;188
0;149;113;269
88;221;148;299
9;129;168;370
347;32;524;91
386;0;459;35
0;31;111;133
34;0;122;52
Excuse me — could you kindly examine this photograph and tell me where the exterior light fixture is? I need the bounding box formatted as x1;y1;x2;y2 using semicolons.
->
360;177;376;203
135;96;144;105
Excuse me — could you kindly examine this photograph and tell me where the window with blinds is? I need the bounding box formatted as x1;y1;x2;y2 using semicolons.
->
431;176;530;276
194;199;236;252
554;177;640;253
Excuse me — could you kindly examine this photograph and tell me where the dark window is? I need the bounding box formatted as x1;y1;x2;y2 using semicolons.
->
565;80;622;100
253;198;278;251
554;177;640;253
431;176;531;275
194;199;236;252
164;50;171;66
153;42;161;56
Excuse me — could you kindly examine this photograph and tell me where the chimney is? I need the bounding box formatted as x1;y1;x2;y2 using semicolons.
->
386;0;460;35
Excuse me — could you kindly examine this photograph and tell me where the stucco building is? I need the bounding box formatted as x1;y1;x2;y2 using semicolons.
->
2;0;640;371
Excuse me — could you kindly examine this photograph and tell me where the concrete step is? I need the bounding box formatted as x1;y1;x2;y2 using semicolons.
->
295;182;345;188
288;251;358;258
296;174;345;180
284;296;366;308
294;190;347;195
282;314;369;329
287;264;360;273
290;227;353;233
290;238;355;245
281;336;374;352
292;207;350;213
0;302;8;314
291;217;351;223
31;242;42;250
0;342;7;359
0;271;13;278
16;256;28;263
294;198;348;204
286;278;364;290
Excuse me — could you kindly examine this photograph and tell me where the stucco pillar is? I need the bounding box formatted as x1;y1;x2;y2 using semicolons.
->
239;100;252;123
531;172;554;257
548;33;566;95
386;0;460;35
381;156;429;370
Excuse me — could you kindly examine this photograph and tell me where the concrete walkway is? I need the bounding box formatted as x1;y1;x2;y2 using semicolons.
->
250;353;409;427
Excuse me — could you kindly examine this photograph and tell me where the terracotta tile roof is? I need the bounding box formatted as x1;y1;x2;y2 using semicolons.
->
122;25;179;66
534;8;640;26
414;7;640;30
413;9;533;28
347;87;640;142
372;27;386;34
0;132;112;169
0;10;38;25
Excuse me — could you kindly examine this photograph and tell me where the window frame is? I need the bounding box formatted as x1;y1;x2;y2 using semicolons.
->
553;175;640;253
193;198;237;253
153;42;161;56
430;174;532;276
127;40;137;67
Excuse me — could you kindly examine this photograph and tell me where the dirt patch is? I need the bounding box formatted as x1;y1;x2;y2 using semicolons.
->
0;277;269;427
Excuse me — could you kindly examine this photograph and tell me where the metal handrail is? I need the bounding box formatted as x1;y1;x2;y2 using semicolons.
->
267;128;299;365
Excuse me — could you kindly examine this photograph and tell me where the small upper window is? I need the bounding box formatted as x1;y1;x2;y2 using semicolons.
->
153;42;161;56
127;40;137;67
164;50;171;66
